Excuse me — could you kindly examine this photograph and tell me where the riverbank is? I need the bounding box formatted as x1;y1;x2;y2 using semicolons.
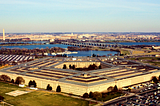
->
0;43;45;47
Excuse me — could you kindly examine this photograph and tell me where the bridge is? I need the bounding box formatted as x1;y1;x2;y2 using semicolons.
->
61;42;128;48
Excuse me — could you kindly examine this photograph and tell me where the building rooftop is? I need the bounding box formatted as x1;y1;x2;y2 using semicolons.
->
1;57;160;86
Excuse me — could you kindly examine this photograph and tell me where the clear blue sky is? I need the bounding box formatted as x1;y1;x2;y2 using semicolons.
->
0;0;160;33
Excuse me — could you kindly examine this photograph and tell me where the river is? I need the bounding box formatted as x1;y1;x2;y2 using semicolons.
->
0;42;159;56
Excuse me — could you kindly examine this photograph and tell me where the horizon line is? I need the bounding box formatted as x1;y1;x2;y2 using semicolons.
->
1;31;160;34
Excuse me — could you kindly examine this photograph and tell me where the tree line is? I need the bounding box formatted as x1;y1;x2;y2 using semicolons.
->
0;74;61;92
63;64;102;71
82;85;120;101
0;47;65;57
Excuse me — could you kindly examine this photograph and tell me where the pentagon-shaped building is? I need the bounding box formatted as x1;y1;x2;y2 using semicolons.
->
0;57;160;95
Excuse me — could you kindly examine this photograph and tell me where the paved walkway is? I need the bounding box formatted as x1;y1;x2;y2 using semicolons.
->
101;93;135;106
0;101;14;106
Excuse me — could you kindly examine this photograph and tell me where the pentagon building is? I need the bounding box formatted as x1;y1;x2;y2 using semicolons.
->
0;57;160;95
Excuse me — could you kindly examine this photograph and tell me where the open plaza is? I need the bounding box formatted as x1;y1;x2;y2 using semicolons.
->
0;56;160;95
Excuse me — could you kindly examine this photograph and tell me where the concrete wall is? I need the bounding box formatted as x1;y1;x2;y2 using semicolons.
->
1;71;160;95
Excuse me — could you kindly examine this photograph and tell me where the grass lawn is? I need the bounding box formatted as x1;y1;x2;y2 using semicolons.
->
143;61;160;67
132;50;144;55
120;50;130;55
100;92;122;101
127;57;160;60
0;82;89;106
127;57;160;67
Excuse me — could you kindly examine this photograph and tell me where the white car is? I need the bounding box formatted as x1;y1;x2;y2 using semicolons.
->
30;87;38;90
19;84;25;87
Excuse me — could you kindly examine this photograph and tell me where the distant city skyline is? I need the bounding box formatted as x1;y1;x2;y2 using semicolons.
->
0;0;160;33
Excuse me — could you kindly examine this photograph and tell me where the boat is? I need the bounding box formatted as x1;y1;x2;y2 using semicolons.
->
57;52;64;55
64;51;71;54
71;52;78;54
51;53;56;55
44;53;48;55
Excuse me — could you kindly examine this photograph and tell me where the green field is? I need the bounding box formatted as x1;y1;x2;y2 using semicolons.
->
0;82;89;106
100;92;122;101
120;50;130;55
127;57;160;67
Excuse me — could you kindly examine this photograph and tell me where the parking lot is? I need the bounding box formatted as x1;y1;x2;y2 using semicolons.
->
104;82;160;106
0;54;35;64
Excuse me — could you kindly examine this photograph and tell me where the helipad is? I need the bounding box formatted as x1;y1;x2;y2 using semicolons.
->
5;90;29;97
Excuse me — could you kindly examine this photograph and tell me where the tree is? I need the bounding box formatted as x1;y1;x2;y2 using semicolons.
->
29;80;37;87
113;85;118;92
99;65;102;69
56;85;61;92
88;64;97;70
46;84;50;90
28;80;33;87
0;95;4;101
89;91;94;98
32;80;37;87
11;79;14;83
151;76;158;83
107;86;114;92
92;54;96;57
69;64;72;69
72;65;75;69
63;64;67;69
15;76;25;84
49;86;52;90
102;93;107;98
46;84;52;90
0;74;11;82
83;93;89;98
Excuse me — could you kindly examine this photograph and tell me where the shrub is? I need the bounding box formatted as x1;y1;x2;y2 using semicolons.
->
83;93;89;98
151;76;158;83
56;85;61;92
0;74;11;82
93;92;102;100
102;93;107;98
15;76;25;84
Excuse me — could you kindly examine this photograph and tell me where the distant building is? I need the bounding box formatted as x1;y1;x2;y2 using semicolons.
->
21;38;30;41
3;29;5;41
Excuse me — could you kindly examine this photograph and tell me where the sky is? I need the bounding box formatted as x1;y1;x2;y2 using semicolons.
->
0;0;160;33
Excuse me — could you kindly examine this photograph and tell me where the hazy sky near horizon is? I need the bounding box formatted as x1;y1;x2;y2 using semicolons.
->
0;0;160;33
